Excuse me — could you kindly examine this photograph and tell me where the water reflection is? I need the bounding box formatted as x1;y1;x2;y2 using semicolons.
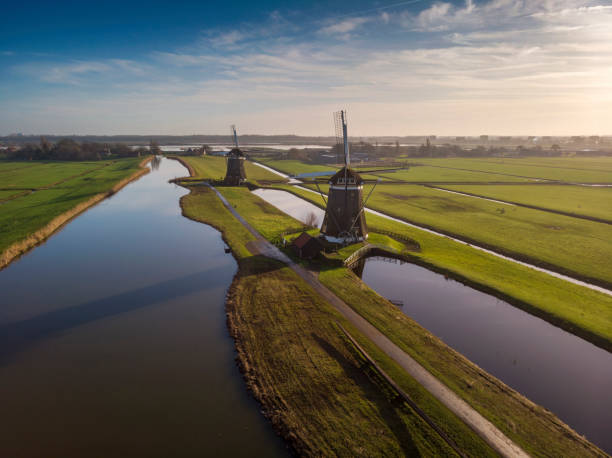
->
0;158;286;457
150;154;162;170
355;256;612;453
251;188;324;228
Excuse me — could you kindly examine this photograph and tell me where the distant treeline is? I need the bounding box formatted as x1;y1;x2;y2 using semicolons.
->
0;134;337;147
276;140;611;163
4;138;160;161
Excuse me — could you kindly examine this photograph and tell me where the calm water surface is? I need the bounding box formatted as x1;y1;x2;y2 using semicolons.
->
357;257;612;453
0;158;286;457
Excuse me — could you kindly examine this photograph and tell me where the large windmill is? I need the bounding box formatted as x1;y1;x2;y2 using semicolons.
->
224;125;247;185
316;110;379;244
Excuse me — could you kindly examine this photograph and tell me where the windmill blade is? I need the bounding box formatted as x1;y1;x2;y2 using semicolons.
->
346;179;380;236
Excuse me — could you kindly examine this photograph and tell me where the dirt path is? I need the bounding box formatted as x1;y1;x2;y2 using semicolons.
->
206;183;529;458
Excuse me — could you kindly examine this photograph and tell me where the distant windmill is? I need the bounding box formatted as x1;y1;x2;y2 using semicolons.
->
315;110;379;244
224;125;247;185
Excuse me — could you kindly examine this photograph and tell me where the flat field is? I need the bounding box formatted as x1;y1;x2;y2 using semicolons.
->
441;184;612;222
413;158;612;183
374;166;530;183
0;161;108;189
0;158;144;256
181;156;286;183
259;159;337;176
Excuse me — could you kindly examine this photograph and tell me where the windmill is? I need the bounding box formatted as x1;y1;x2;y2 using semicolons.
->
224;124;247;185
315;110;379;244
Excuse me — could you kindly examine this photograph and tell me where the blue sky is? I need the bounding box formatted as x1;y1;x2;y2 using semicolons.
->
1;0;611;135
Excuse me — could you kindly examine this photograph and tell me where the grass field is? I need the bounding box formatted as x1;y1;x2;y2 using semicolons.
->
442;184;612;222
271;183;612;351
258;159;337;176
303;182;612;288
182;182;602;456
0;158;145;260
374;165;531;182
413;158;612;183
180;156;287;183
466;156;612;173
0;161;108;189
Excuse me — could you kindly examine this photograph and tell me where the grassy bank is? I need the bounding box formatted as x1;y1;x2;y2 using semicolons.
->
180;186;495;456
269;184;612;352
188;183;603;457
0;158;149;270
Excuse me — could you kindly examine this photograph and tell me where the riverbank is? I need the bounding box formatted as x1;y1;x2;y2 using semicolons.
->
179;179;604;456
269;183;612;353
0;157;151;271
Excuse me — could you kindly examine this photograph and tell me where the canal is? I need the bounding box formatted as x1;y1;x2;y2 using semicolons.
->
357;256;612;453
0;158;286;457
253;187;612;454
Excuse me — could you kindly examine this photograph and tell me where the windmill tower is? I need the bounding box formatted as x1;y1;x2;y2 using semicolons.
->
224;125;247;185
320;111;368;243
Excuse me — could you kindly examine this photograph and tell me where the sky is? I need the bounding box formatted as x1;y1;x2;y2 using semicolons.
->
1;0;611;136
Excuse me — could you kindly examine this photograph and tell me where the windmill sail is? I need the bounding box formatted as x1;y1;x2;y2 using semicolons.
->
224;124;247;185
320;110;368;243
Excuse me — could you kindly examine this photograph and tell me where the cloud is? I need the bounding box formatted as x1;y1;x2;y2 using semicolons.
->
4;0;612;135
319;17;369;35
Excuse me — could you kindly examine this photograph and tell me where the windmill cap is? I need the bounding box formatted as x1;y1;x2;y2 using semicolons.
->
228;147;245;157
329;167;363;184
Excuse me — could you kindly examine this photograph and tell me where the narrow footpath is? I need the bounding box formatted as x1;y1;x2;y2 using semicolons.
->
206;183;529;458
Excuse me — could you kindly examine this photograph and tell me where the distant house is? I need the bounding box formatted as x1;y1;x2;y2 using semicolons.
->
291;232;323;259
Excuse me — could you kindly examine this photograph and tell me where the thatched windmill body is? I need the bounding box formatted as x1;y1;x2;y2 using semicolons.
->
224;125;247;185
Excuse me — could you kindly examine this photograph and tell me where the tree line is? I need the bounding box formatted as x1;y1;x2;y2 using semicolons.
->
4;138;161;161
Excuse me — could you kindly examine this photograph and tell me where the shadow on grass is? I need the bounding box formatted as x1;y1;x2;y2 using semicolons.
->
313;333;422;457
237;254;287;278
0;267;221;366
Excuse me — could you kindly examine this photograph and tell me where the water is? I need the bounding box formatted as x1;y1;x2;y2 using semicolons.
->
355;256;612;453
0;158;286;457
251;188;325;228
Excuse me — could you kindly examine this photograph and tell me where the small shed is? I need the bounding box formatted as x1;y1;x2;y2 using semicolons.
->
291;232;323;259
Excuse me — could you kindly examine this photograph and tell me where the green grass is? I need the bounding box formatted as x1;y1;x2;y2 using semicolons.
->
270;183;612;351
180;156;287;184
217;187;301;240
0;161;106;189
413;158;612;183
259;159;338;176
468;156;612;173
0;158;144;256
442;184;612;222
180;186;495;457
181;182;603;456
373;165;531;182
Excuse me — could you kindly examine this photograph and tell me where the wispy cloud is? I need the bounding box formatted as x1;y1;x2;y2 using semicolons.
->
4;0;612;135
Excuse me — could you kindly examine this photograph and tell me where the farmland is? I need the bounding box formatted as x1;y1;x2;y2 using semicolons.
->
180;156;286;183
441;184;612;222
0;158;147;267
412;157;612;183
